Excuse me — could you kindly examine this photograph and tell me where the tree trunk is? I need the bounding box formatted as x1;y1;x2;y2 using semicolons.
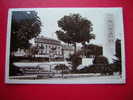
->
73;43;76;54
82;42;86;57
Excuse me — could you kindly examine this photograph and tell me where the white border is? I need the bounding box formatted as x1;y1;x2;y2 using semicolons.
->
5;8;126;84
120;8;126;83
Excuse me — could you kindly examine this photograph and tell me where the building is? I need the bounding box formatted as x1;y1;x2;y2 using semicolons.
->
13;48;27;57
62;44;74;59
34;36;63;60
103;13;116;63
13;36;75;61
80;44;103;58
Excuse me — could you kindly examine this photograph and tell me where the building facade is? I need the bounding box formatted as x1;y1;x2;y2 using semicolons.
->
34;36;63;60
62;44;74;59
13;36;75;61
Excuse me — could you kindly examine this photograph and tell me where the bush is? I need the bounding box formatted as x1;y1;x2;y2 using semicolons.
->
69;53;82;72
9;64;23;76
55;64;69;71
93;55;109;64
90;56;113;75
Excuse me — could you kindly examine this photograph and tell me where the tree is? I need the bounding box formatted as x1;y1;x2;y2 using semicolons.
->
69;53;82;72
93;55;109;65
56;13;95;53
10;11;42;52
30;46;39;61
113;39;121;74
81;44;103;57
9;11;41;76
54;64;69;78
93;55;113;75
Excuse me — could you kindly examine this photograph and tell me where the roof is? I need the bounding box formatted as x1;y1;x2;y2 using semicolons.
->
35;36;61;45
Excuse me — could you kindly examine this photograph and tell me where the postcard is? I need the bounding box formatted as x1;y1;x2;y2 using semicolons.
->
5;8;126;84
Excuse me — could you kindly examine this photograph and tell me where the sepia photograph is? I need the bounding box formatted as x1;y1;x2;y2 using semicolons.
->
5;8;126;84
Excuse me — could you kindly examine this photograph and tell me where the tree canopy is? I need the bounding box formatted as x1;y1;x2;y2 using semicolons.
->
115;39;121;59
93;55;109;65
56;13;95;52
10;11;42;51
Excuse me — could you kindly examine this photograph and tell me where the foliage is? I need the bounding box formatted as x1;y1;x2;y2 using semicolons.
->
93;55;109;65
11;11;42;51
80;44;103;57
30;46;40;60
55;64;69;70
54;64;69;78
56;13;95;52
9;59;23;76
113;39;122;73
69;53;82;72
91;55;113;75
10;11;41;76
